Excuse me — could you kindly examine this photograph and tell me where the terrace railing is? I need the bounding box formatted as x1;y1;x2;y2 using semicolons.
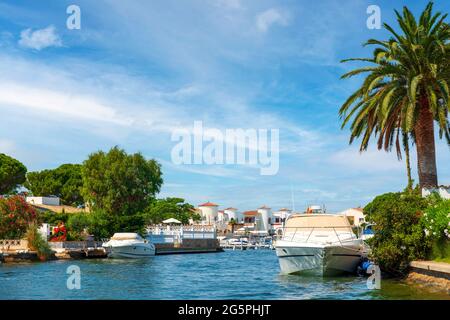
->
146;225;216;244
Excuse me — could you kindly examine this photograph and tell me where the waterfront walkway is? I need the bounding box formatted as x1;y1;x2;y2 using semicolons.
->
408;260;450;294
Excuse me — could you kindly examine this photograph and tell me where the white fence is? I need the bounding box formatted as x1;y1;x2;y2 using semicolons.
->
0;239;29;251
146;225;216;244
48;241;103;250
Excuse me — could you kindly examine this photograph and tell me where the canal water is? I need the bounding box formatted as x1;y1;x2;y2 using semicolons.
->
0;250;448;299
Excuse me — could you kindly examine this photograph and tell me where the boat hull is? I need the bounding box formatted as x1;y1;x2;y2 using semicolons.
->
275;244;362;276
104;243;155;258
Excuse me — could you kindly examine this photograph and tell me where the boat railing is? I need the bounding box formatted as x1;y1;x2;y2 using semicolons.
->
280;226;356;245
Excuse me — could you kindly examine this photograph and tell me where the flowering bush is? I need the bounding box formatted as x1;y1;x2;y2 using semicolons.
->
50;223;67;241
0;196;37;239
364;190;431;275
421;194;450;262
421;194;450;241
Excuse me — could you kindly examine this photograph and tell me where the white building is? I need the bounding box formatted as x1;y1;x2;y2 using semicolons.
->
198;202;219;225
26;196;60;206
339;208;365;227
257;205;273;234
218;210;229;223
272;208;292;231
224;207;242;223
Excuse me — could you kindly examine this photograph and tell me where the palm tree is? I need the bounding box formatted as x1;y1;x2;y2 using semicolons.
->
339;2;450;189
402;132;414;190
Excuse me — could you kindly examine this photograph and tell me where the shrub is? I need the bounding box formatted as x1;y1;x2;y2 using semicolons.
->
66;213;91;240
87;210;112;240
421;194;450;241
0;196;37;239
37;211;69;225
26;223;53;260
364;190;431;275
421;194;450;261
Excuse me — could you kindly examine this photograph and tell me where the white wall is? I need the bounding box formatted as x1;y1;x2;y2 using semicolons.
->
340;208;365;227
257;207;272;232
224;209;242;222
199;206;218;225
422;187;450;199
26;196;60;206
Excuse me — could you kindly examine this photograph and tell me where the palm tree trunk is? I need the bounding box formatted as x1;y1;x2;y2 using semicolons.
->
403;133;413;190
414;100;438;189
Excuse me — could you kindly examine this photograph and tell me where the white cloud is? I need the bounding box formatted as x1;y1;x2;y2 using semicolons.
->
329;147;404;172
0;138;15;154
0;82;130;126
215;0;242;10
256;8;289;32
18;25;62;50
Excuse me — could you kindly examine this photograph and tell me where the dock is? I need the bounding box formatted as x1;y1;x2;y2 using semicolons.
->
407;260;450;294
155;238;222;255
50;241;108;259
220;243;273;250
148;225;222;255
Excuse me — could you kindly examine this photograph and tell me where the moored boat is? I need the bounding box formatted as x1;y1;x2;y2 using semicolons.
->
275;212;365;276
102;233;155;258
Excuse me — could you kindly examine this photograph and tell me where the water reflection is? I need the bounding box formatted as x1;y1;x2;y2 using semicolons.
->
0;250;448;300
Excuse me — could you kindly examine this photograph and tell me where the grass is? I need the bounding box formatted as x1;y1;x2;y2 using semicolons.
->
432;257;450;264
429;240;450;264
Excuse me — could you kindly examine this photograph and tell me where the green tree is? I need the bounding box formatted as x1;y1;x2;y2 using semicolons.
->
82;146;163;215
0;153;27;194
81;146;163;235
339;2;450;189
25;164;84;206
143;197;199;225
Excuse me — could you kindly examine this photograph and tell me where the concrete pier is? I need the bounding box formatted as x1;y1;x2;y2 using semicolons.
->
155;239;222;255
407;261;450;294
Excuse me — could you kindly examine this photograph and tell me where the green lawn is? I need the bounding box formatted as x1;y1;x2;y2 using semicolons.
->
430;240;450;264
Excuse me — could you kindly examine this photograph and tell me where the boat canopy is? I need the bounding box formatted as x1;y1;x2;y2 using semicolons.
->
285;214;351;229
110;233;143;240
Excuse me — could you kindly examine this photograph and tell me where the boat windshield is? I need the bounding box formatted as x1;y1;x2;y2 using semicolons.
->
285;215;351;231
110;233;143;240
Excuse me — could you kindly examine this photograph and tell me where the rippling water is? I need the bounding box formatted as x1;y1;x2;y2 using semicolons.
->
0;250;448;299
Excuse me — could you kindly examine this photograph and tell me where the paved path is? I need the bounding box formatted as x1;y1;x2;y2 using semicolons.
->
410;261;450;274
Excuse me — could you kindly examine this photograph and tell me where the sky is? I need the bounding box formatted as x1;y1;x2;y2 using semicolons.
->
0;0;449;212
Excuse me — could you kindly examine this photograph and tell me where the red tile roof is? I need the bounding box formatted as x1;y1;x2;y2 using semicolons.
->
225;207;237;210
198;201;218;207
243;210;258;216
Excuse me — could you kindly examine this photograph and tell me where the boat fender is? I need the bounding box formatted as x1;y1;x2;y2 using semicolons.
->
361;260;373;273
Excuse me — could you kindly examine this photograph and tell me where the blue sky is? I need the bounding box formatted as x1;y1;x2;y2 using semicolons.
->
1;0;449;212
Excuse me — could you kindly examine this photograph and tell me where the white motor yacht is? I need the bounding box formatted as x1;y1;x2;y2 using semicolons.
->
275;213;365;276
102;232;155;258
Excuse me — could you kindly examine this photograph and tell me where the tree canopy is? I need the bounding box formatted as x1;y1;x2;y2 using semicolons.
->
339;2;450;188
81;146;163;216
25;164;84;206
143;197;199;225
0;153;27;194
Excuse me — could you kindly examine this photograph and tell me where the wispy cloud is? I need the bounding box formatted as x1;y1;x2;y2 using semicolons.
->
18;25;62;50
255;8;289;32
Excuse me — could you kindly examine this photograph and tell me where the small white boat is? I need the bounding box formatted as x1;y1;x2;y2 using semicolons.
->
102;233;155;258
275;213;365;276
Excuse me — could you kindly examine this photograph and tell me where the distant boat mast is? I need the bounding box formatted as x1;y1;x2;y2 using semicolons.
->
290;184;295;212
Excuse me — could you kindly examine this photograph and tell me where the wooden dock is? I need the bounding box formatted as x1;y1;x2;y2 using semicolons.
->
155;238;222;255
